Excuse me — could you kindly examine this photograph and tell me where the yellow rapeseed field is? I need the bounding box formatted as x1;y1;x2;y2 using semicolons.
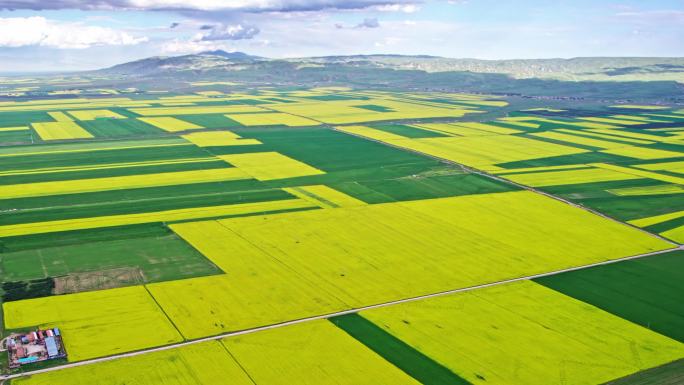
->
602;146;683;160
0;198;315;237
530;131;631;149
137;116;202;132
0;98;152;112
218;152;325;180
3;286;183;361
392;135;586;167
491;164;592;175
181;131;261;147
628;210;684;228
591;163;684;185
607;184;684;196
554;128;653;144
161;191;670;334
361;280;684;385
500;116;618;129
47;111;73;122
339;127;588;168
0;138;188;158
67;109;126;121
223;320;422;385
283;185;367;208
411;123;490;137
456;122;521;135
0;157;216;177
661;225;684;243
414;122;521;136
269;99;476;124
148;273;347;339
157;217;343;338
0;168;248;199
11;341;253;385
593;128;666;141
227;112;320;126
636;160;684;172
32;121;93;140
0;126;28;132
503;167;641;187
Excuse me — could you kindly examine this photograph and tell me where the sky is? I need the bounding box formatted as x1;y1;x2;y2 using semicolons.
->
0;0;682;72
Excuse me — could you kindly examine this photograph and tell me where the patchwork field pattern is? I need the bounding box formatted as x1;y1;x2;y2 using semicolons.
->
0;198;315;236
222;320;422;385
0;168;249;199
1;87;683;384
536;250;684;342
152;190;670;339
358;281;684;385
332;104;684;245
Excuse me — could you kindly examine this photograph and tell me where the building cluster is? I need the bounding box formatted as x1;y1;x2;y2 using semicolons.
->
7;328;67;368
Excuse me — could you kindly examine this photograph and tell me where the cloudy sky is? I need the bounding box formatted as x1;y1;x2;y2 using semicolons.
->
0;0;682;72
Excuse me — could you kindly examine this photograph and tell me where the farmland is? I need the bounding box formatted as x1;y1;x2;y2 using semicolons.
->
356;280;684;385
0;84;682;384
3;286;183;361
10;341;255;385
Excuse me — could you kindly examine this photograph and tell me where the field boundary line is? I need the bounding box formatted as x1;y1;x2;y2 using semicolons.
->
2;244;681;381
142;285;185;340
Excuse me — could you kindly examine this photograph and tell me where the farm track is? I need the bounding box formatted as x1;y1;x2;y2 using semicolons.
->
2;244;681;381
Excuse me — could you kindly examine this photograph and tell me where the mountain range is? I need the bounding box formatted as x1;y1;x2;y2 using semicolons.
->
100;50;684;83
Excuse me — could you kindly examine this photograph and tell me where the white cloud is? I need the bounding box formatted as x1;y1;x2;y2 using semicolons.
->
0;16;147;49
198;23;260;40
375;3;419;13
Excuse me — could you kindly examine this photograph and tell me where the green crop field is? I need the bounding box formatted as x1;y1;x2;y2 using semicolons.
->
0;225;220;284
535;250;684;342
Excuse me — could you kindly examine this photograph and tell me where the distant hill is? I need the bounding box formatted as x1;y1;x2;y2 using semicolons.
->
101;50;263;76
198;50;263;60
288;55;684;82
98;52;684;83
91;52;684;103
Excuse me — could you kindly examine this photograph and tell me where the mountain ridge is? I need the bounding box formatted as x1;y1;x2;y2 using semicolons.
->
98;52;684;83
